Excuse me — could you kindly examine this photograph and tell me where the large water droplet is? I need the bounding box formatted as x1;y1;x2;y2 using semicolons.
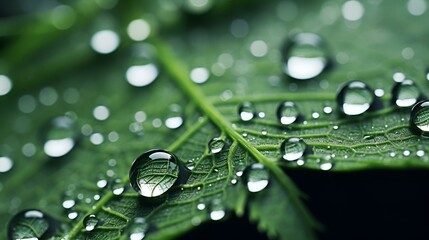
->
336;80;375;116
129;149;187;197
127;217;148;240
238;102;255;121
281;32;330;80
43;116;77;157
244;163;269;193
391;79;421;107
208;137;225;154
410;100;429;137
280;138;309;161
8;209;59;240
83;214;99;231
277;101;300;125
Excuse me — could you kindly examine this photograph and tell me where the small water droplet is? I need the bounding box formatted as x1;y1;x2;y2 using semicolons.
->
281;32;330;80
190;67;210;84
18;95;37;113
129;149;188;197
209;199;225;221
43;116;77;157
0;75;12;96
165;116;184;129
336;80;375;116
261;129;268;136
391;79;420;107
90;133;104;145
197;203;206;210
67;211;79;220
363;135;374;140
296;159;305;166
208;137;225;154
417;150;425;157
342;0;365;21
127;217;147;240
319;156;334;171
280;138;309;161
249;40;268;57
83;214;99;231
62;199;76;209
96;179;108;189
333;125;339;130
127;19;151;41
323;106;333;114
374;88;385;97
277;101;300;125
403;150;411;157
111;179;125;195
93;105;110;121
238;102;255;121
244;163;269;193
312;112;320;119
39;87;58;106
410;100;429;137
90;30;120;54
0;156;13;173
8;209;59;240
126;64;159;87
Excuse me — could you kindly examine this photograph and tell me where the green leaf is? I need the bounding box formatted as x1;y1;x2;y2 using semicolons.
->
0;0;429;240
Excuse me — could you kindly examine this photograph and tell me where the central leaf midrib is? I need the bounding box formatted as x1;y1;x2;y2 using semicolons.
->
154;39;320;230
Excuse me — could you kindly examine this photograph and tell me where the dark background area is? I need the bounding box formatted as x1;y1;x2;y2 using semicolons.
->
181;169;429;240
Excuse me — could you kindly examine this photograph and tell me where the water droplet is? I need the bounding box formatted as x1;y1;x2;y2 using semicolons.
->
312;112;320;119
403;150;411;157
281;32;330;80
126;64;159;87
342;0;365;21
336;80;375;116
280;138;309;161
0;75;12;96
190;67;210;84
391;79;420;107
83;214;99;231
43;116;77;157
208;137;225;154
111;179;125;195
277;101;300;125
96;179;108;189
165;116;184;129
407;0;427;16
127;217;147;240
244;163;269;193
8;209;59;240
417;150;425;157
238;102;255;121
129;149;187;197
39;87;58;106
93;105;110;121
249;40;268;57
89;133;104;145
90;30;120;54
409;100;429;137
323;106;333;114
209;199;225;221
197;203;206;210
319;156;334;171
67;211;79;220
127;19;151;41
62;199;76;209
261;129;268;136
0;156;13;173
